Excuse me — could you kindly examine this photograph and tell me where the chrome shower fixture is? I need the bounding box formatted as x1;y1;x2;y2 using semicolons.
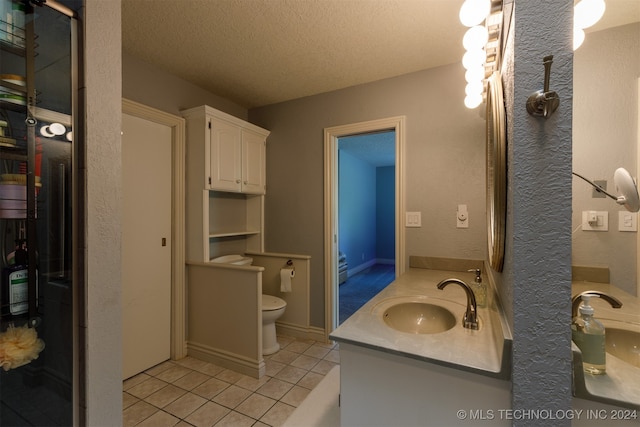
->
526;55;560;118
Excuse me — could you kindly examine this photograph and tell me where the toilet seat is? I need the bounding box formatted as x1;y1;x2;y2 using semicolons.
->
262;295;286;311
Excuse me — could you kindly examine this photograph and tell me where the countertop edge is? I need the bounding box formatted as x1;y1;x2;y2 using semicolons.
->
330;333;511;380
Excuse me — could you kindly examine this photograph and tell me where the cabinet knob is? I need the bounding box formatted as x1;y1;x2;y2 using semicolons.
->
236;179;241;184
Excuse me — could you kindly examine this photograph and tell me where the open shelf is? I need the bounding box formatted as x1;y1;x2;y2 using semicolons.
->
209;230;260;239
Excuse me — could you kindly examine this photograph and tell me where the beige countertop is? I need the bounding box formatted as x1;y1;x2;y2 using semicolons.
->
571;282;640;410
330;268;512;380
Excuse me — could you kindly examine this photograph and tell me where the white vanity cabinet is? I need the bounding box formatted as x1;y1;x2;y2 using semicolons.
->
182;105;269;194
182;105;270;261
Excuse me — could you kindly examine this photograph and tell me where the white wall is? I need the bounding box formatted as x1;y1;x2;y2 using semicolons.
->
249;63;487;328
122;51;248;120
573;23;640;295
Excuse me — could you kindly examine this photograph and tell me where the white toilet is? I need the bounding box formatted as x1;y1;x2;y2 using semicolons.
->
262;294;287;355
210;254;287;355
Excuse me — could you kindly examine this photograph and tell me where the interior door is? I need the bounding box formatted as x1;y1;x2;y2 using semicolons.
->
122;113;172;379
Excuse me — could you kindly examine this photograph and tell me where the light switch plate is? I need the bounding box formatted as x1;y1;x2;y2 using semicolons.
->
406;212;421;227
618;211;637;232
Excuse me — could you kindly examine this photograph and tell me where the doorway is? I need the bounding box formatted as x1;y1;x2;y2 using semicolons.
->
121;99;186;376
324;117;406;337
338;131;396;323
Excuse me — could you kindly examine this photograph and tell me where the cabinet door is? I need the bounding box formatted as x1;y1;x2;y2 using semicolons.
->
209;118;242;192
242;129;266;195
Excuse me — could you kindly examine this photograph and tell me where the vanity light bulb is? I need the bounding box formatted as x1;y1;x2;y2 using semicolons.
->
464;93;483;109
462;25;489;51
49;122;66;135
40;125;54;137
459;0;491;27
574;0;606;30
573;27;585;50
465;81;484;97
462;25;489;50
462;48;485;70
465;66;485;83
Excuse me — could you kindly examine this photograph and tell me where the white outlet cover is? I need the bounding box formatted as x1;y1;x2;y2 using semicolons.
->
618;211;637;232
582;210;608;231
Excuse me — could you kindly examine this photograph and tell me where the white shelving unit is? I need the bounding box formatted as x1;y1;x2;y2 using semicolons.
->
182;105;270;262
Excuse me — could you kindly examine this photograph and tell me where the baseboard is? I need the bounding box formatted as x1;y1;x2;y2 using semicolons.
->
187;341;265;379
347;259;377;277
276;322;327;343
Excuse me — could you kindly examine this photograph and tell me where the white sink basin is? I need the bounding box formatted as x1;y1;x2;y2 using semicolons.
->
606;327;640;368
381;301;457;334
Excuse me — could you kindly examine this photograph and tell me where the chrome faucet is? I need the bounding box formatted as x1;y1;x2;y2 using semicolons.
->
437;278;479;330
571;290;622;318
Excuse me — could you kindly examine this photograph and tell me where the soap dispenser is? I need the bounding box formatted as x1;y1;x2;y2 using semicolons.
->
467;268;486;308
571;295;606;375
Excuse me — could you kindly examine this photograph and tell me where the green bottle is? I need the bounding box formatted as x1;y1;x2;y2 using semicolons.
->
571;295;606;375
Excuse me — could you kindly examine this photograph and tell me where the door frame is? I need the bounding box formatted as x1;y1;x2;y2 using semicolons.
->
637;78;640;297
122;99;186;359
323;116;406;338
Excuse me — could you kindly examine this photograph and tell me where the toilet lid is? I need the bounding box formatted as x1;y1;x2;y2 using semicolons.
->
262;295;286;311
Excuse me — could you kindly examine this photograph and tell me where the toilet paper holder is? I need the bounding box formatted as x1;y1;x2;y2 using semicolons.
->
285;259;295;271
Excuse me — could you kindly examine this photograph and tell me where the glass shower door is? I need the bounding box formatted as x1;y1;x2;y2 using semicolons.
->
0;2;77;425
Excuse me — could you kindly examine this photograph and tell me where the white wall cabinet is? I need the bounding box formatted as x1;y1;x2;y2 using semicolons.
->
184;106;268;194
182;105;270;261
210;118;267;194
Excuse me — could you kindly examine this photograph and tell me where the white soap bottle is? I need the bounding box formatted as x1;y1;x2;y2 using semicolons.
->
571;295;606;375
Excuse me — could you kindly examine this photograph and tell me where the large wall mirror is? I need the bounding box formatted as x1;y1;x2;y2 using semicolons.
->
572;6;640;296
486;71;506;272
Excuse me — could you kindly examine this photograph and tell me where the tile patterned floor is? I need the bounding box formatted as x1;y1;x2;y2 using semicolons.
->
123;336;340;427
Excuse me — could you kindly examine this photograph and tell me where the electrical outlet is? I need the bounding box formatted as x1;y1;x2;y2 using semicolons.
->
582;210;608;231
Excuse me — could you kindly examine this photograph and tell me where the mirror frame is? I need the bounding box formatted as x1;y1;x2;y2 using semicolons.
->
486;71;506;272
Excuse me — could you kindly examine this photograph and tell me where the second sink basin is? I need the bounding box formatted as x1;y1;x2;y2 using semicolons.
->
382;302;457;334
606;327;640;368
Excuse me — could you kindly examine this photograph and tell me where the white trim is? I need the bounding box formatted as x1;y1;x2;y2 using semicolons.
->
276;322;326;343
323;116;406;340
122;99;187;359
637;78;640;297
186;341;265;379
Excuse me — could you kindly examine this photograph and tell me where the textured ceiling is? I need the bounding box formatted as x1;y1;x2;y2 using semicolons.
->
122;1;639;110
122;0;640;165
340;131;396;167
122;0;467;109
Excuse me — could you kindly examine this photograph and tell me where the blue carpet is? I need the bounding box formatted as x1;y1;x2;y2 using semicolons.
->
339;264;395;324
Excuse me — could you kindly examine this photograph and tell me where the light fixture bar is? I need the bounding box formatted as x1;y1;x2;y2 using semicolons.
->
43;0;77;18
